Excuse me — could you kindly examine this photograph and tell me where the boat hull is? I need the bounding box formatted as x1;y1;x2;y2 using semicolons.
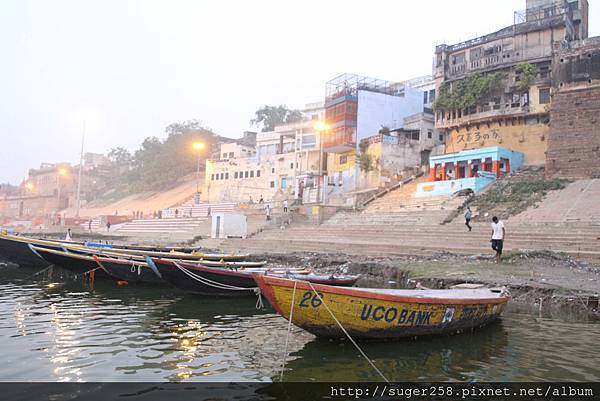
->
254;275;509;340
152;259;257;296
33;247;112;278
95;257;164;284
0;235;59;268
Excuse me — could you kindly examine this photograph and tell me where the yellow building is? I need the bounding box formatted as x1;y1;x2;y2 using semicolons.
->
434;0;588;165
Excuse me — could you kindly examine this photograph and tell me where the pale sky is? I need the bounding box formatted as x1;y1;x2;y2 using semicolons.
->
1;0;598;184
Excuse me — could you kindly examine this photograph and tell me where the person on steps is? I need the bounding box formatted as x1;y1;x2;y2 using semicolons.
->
465;206;472;232
490;216;505;264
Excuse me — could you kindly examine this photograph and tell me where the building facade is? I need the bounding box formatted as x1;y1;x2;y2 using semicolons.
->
434;0;589;165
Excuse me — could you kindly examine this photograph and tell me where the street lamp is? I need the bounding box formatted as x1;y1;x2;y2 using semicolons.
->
313;121;330;224
192;142;206;201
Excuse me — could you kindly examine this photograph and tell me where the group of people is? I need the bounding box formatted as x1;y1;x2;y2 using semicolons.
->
464;206;505;263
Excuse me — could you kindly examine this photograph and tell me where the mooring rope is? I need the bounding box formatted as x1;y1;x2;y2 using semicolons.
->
279;280;297;382
172;261;256;291
254;288;264;309
21;264;54;280
307;281;390;383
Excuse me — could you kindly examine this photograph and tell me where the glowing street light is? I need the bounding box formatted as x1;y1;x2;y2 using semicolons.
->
192;142;206;198
24;182;34;190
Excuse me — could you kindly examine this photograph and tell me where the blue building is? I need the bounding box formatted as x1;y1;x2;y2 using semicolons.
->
416;146;524;197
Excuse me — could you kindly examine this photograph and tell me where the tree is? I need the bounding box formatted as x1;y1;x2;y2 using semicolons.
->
107;147;132;165
250;105;306;132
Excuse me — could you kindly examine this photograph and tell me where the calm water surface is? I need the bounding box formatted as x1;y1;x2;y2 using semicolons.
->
1;265;599;382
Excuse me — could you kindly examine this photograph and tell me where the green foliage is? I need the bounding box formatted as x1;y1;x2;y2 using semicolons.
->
101;121;219;196
250;105;305;132
379;126;390;135
359;153;375;172
107;147;132;165
515;63;536;92
434;72;505;112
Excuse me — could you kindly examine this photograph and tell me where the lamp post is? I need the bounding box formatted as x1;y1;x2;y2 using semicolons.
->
192;142;206;203
313;121;330;224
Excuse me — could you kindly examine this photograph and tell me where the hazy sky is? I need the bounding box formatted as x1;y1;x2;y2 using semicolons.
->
1;0;598;184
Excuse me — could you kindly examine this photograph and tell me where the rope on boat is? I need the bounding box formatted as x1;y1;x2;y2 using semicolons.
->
172;261;256;292
279;280;297;382
306;281;390;384
21;264;55;280
254;288;264;310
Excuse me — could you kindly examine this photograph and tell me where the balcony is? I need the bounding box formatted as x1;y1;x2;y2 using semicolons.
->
435;103;543;129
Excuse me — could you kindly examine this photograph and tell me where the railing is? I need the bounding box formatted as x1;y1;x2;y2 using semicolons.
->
435;103;534;128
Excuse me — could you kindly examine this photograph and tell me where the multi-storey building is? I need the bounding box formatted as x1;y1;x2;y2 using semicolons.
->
0;163;76;221
434;0;589;165
204;103;326;203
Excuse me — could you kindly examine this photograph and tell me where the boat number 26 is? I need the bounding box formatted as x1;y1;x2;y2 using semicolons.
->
298;291;324;308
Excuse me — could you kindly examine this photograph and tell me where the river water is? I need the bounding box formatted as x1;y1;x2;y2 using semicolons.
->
0;266;599;382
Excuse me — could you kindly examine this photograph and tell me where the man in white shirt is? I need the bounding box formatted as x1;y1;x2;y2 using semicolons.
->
490;216;505;263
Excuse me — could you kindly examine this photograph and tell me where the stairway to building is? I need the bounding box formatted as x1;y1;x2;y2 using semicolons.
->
114;216;209;235
210;220;600;261
79;217;102;231
205;176;600;261
363;176;433;213
160;202;236;218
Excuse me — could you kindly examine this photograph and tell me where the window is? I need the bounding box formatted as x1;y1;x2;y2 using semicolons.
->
539;88;550;104
290;162;294;169
270;181;275;188
229;152;234;158
302;134;316;149
215;174;219;180
225;173;229;179
244;171;249;178
439;134;444;141
220;173;224;180
211;174;215;180
429;89;435;102
256;170;260;177
423;91;428;104
250;170;254;178
234;172;238;179
427;131;433;139
271;167;275;173
412;131;420;141
223;153;227;159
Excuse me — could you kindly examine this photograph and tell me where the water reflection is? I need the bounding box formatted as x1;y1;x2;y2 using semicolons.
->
281;322;508;382
0;266;599;382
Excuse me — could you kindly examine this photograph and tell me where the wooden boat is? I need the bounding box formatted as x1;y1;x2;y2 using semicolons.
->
0;234;64;267
151;258;360;297
92;256;164;284
30;246;112;278
61;244;266;268
253;275;509;340
68;244;250;262
0;233;249;267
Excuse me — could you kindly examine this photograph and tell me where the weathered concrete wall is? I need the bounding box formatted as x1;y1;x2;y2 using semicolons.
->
445;120;549;165
546;84;600;178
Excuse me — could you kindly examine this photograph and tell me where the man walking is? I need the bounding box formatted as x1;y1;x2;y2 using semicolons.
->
464;206;472;232
283;199;288;213
490;216;505;263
